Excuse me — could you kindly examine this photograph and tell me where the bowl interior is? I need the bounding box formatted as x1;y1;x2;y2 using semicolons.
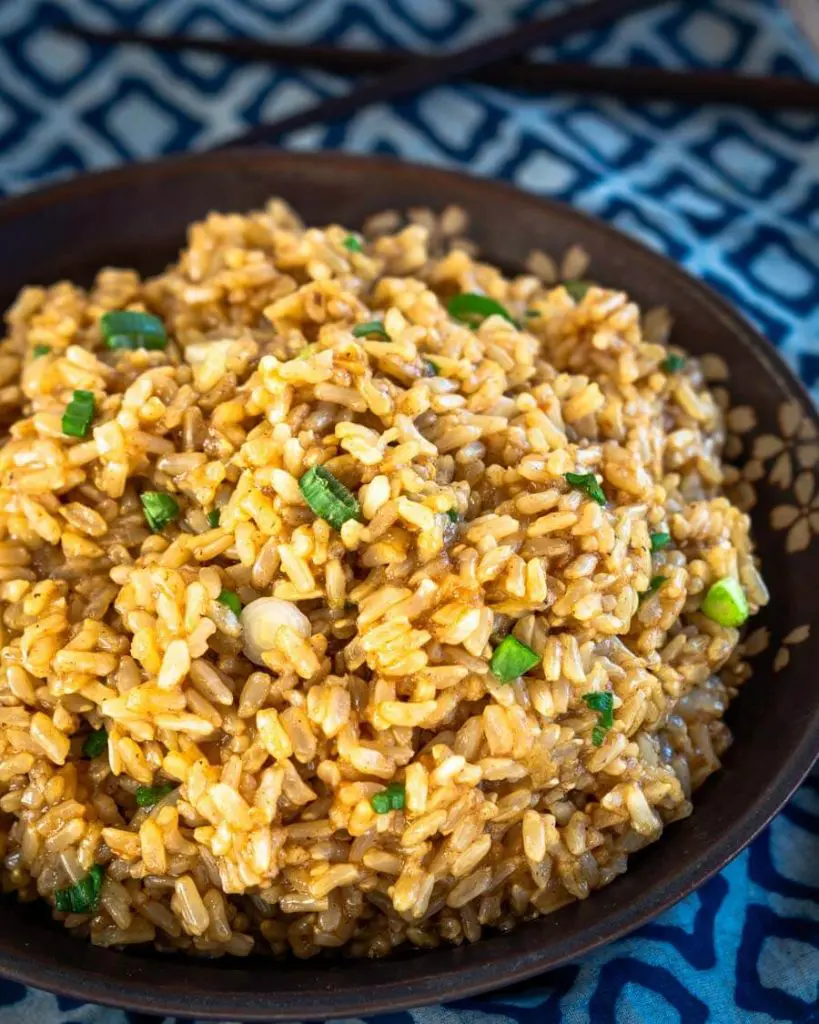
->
1;150;817;1021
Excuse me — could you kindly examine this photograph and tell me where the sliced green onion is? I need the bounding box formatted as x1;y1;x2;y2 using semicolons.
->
564;471;606;506
207;509;220;528
135;782;176;808
299;465;361;532
385;782;405;810
564;280;591;302
650;531;671;552
352;320;390;340
701;576;749;627
591;725;607;747
343;234;363;253
61;389;96;438
446;508;460;523
370;791;391;814
82;728;107;759
640;575;666;601
32;344;51;358
582;691;614;717
371;782;405;814
490;635;541;683
54;864;104;915
447;293;517;328
217;589;242;616
582;691;614;731
101;310;167;351
140;491;180;532
661;353;686;374
424;360;439;376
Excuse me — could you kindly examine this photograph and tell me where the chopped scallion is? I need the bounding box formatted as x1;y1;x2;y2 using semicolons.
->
140;491;180;532
591;725;607;747
424;360;439;376
61;389;96;438
299;465;361;532
564;471;606;506
650;531;671;552
54;864;104;915
446;508;460;523
352;320;390;340
101;310;167;351
564;280;591;302
217;589;242;616
343;234;363;253
207;509;220;528
701;576;749;627
82;728;107;759
582;691;614;731
490;635;541;683
661;353;686;374
447;293;517;328
135;783;176;808
371;782;405;814
32;344;51;358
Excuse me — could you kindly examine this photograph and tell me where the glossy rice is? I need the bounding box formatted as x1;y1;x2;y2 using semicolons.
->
0;200;767;958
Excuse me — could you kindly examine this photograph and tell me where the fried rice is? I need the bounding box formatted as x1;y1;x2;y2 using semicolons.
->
0;199;768;958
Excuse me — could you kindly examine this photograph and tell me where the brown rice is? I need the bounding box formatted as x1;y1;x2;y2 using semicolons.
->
0;199;767;959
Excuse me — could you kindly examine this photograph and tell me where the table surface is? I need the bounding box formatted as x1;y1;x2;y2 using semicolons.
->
0;1;818;1021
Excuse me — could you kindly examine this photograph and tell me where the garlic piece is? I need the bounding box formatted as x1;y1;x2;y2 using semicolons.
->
240;597;311;666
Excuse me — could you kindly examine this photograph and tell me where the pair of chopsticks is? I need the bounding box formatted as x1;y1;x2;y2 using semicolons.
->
60;0;819;148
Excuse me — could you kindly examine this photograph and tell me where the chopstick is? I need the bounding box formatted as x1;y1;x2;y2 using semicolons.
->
228;0;668;146
61;0;661;147
62;24;819;111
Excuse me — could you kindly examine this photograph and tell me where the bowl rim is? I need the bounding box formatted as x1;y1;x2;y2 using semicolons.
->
0;147;818;1020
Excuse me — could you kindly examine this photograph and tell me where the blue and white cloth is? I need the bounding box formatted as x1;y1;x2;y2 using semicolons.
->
0;1;817;1020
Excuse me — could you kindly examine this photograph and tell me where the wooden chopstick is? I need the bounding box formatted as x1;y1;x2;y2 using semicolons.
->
62;23;819;112
228;0;669;146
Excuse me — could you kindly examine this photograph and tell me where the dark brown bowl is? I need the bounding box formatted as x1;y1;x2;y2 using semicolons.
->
1;150;817;1021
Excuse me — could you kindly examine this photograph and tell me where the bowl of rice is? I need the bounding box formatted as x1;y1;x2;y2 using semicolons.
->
0;150;817;1020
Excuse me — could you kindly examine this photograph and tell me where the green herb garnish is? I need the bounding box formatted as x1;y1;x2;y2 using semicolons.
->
446;508;460;523
135;783;176;808
447;293;517;328
650;532;671;552
424;360;439;376
32;344;51;358
101;310;167;351
490;635;541;683
564;471;606;506
343;235;363;253
352;320;390;340
54;864;104;915
582;691;614;735
140;491;180;532
82;728;107;759
217;589;242;616
661;353;686;374
207;509;220;528
299;465;361;532
591;725;607;747
564;280;591;302
61;389;96;439
371;782;405;814
700;577;748;627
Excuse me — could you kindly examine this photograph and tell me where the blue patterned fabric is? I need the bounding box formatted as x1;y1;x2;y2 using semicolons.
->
0;0;817;1021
